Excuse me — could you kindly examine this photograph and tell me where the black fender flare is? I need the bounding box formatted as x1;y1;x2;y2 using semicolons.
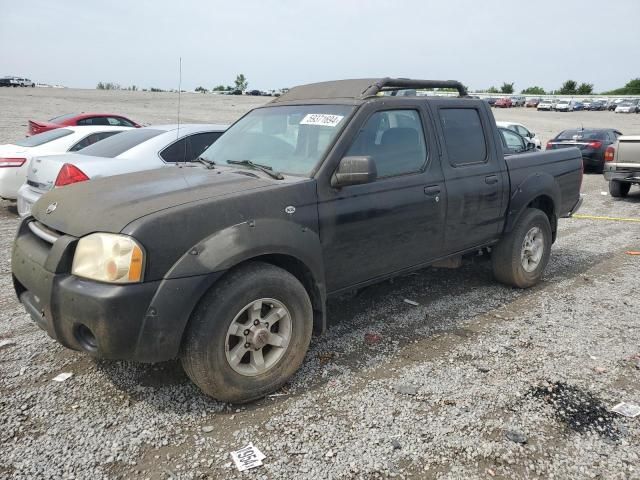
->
504;172;560;236
140;219;327;358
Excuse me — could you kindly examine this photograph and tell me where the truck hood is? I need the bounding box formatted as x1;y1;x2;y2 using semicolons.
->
32;166;273;237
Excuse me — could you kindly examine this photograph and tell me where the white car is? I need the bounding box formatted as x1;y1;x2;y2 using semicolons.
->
17;124;227;217
537;99;557;111
496;121;542;149
555;100;574;112
615;101;638;113
0;126;131;200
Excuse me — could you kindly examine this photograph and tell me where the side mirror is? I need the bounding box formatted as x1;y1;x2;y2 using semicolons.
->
528;132;535;138
331;156;377;188
526;142;536;151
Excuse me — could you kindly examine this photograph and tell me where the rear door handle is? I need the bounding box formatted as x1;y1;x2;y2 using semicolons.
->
485;175;498;185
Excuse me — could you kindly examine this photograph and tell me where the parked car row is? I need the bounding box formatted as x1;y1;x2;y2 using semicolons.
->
535;98;639;113
0;76;35;87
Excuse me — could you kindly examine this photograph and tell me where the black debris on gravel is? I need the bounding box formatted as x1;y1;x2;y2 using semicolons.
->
531;382;619;440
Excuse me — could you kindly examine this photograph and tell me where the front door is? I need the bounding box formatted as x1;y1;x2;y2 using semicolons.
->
317;105;446;293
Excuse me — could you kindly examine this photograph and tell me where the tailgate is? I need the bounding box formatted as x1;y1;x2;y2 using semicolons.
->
616;138;640;165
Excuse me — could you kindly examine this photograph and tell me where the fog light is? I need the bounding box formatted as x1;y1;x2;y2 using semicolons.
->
75;324;97;351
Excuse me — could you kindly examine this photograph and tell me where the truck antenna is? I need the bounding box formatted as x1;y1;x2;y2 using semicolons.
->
177;57;182;140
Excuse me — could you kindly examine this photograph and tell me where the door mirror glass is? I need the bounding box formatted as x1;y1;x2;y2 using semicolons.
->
526;141;536;151
331;156;377;188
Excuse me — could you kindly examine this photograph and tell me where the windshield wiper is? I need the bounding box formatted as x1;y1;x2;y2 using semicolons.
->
192;157;216;169
226;160;284;180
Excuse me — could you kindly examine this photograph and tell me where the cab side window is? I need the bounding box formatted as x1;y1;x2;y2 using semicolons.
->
439;108;487;166
345;110;427;178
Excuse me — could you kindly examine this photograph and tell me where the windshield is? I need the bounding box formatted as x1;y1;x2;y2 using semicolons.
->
77;128;163;157
15;128;73;147
199;105;354;176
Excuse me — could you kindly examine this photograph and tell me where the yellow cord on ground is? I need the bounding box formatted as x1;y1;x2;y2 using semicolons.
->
573;214;640;223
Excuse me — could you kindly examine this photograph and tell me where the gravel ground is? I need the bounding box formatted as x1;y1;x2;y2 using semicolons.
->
1;88;640;479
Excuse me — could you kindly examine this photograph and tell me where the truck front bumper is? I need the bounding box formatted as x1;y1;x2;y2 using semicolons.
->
12;219;222;363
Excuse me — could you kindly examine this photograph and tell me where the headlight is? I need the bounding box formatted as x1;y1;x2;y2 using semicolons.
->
72;233;145;283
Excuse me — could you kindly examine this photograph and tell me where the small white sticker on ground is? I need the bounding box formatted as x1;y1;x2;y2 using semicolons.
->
230;443;265;472
612;402;640;418
300;114;344;127
52;372;73;382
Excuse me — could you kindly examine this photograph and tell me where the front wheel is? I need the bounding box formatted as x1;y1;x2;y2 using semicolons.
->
181;262;313;403
609;180;630;198
492;208;552;288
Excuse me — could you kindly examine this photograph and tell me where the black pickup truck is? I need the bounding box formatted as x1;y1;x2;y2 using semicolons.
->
12;78;583;403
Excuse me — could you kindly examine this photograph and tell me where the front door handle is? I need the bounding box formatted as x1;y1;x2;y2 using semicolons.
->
485;175;499;185
424;185;441;203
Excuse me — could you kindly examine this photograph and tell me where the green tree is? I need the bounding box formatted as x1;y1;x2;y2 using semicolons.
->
559;80;578;95
486;86;499;94
500;82;514;94
96;82;105;90
521;86;546;95
577;83;593;95
195;86;208;93
234;74;248;92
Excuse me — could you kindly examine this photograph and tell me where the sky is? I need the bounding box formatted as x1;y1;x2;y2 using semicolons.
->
1;0;639;93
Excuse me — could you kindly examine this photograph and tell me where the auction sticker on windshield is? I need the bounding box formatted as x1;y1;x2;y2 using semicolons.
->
300;114;344;127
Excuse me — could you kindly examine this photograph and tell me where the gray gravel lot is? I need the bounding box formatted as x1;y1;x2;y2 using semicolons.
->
1;88;640;479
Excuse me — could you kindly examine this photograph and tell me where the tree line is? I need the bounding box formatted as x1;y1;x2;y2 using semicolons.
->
480;78;640;96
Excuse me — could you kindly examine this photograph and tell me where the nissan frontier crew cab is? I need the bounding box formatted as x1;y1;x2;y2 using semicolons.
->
12;78;583;403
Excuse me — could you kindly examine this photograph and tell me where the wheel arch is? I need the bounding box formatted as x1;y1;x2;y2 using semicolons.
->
504;173;560;242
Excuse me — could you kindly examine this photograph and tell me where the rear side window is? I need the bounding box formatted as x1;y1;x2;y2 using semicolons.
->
160;138;189;163
107;117;135;127
68;131;123;152
15;128;73;147
346;109;427;178
77;117;111;126
160;132;224;162
439;108;487;166
77;129;163;158
189;132;223;159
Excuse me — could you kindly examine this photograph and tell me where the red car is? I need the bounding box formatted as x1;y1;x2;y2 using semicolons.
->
28;113;141;135
494;97;513;108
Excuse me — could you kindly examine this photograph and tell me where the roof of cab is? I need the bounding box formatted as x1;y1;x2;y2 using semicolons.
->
270;78;468;104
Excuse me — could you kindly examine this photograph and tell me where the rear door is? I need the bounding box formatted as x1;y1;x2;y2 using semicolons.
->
317;102;446;292
428;100;508;252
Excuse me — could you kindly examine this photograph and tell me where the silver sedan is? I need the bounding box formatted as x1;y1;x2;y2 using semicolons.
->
17;124;227;217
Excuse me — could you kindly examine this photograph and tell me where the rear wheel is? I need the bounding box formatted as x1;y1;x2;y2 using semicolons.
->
181;262;313;403
609;180;630;198
492;208;552;288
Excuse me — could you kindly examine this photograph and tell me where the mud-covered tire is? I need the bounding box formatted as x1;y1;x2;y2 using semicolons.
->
181;262;313;403
609;180;630;198
492;208;552;288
